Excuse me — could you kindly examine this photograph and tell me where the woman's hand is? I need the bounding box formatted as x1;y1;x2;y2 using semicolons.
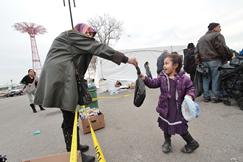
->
127;57;138;67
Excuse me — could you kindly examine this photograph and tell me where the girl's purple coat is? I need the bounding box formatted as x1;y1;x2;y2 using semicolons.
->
144;71;195;118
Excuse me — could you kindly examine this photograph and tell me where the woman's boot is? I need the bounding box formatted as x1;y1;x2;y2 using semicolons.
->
61;110;94;162
30;104;37;113
62;127;89;152
77;127;89;152
39;105;45;111
62;127;95;162
81;152;95;162
162;133;172;153
181;132;199;153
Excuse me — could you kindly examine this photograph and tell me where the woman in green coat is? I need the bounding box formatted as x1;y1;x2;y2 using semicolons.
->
34;23;138;162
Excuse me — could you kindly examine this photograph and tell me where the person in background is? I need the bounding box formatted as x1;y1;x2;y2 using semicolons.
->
196;22;232;102
140;52;199;154
157;50;169;75
183;43;196;81
20;69;45;113
34;23;138;162
239;49;243;56
115;80;122;87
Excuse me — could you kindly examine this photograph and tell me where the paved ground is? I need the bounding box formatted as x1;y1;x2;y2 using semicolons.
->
0;89;243;162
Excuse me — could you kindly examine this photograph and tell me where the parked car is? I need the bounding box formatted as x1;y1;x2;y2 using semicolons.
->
5;88;23;97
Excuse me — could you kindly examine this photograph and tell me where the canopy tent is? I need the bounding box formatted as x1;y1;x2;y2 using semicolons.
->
87;45;186;93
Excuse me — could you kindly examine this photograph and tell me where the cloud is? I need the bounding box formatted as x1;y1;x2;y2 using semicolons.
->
0;0;243;84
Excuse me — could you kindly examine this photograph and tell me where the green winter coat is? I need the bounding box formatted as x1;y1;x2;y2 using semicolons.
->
34;30;128;112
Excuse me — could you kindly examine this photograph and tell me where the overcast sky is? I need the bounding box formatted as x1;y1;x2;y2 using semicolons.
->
0;0;242;86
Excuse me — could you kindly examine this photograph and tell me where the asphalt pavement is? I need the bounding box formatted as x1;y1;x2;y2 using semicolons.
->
0;89;243;162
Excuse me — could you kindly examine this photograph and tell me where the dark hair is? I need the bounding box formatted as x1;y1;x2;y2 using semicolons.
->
165;52;182;73
28;69;34;73
208;22;220;31
187;43;195;49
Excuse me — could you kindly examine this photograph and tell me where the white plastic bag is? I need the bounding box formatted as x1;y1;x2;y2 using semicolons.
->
181;95;200;121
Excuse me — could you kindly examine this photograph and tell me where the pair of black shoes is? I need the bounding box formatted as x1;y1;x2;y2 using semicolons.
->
203;97;211;102
204;97;222;103
162;140;199;153
79;145;95;162
211;98;222;103
30;104;45;113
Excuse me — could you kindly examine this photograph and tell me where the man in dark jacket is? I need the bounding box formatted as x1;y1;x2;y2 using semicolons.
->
34;23;138;162
196;22;232;103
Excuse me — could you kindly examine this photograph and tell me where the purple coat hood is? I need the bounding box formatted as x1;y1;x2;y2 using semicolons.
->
144;71;195;118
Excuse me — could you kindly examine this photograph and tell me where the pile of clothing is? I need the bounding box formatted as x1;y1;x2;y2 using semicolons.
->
79;107;101;119
219;55;243;110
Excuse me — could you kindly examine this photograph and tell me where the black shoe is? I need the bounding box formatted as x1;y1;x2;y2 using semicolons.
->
162;141;172;153
211;98;222;103
223;99;231;106
81;153;95;162
181;140;199;153
79;144;89;152
203;97;211;102
30;104;37;113
39;105;45;111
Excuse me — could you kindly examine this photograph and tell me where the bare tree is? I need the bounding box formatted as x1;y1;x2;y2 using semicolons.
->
87;14;123;80
88;14;123;45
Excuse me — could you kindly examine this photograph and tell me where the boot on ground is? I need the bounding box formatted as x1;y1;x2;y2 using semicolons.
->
39;105;45;111
78;144;89;152
181;140;199;153
181;132;199;153
81;152;95;162
162;140;172;153
30;104;37;113
162;133;172;153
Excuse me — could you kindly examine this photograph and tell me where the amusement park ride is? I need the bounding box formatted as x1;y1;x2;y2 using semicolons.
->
13;22;46;76
13;0;75;76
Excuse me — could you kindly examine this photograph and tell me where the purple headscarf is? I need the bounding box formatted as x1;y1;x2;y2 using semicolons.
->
74;23;96;37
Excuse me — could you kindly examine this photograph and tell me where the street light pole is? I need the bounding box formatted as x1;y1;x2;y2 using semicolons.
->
63;0;76;29
10;80;13;89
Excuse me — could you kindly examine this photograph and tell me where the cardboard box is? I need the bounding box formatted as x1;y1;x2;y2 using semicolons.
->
22;152;82;162
80;113;105;134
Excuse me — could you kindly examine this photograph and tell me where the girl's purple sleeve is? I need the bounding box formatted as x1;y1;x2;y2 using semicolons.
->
144;76;161;88
185;77;196;100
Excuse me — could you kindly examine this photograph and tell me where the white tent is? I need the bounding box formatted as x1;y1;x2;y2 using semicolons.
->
93;45;186;93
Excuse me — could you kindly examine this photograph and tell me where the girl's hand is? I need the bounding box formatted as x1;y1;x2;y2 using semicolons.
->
139;74;145;80
186;95;194;100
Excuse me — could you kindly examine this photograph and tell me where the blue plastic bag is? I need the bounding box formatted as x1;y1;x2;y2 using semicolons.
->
181;95;200;121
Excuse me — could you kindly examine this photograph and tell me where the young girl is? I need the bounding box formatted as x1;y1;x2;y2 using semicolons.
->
141;52;199;153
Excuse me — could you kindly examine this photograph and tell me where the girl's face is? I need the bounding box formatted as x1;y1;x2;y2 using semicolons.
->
163;57;178;76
